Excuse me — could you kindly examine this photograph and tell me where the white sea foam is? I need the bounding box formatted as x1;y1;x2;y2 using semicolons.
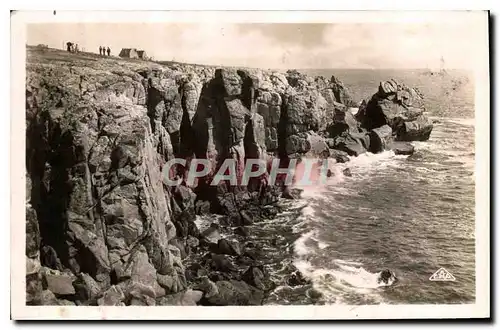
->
293;230;317;257
293;259;389;304
301;205;315;217
446;117;475;127
318;241;329;250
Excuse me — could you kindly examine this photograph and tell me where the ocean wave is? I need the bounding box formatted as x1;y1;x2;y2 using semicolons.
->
430;116;475;127
293;259;390;304
446;117;475;127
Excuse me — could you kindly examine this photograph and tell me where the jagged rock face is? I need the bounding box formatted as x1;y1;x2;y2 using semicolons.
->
191;68;269;185
280;90;332;157
141;69;211;157
329;75;357;107
25;54;188;305
356;79;433;141
256;91;282;151
25;48;362;306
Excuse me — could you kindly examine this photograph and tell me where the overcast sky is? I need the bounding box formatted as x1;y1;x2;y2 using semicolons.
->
27;21;485;69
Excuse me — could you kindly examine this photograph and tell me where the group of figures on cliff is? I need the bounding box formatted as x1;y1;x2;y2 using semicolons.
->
99;46;111;56
25;48;433;306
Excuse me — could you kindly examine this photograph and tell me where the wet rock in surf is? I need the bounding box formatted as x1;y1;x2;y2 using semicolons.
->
355;79;433;142
239;210;254;226
395;114;434;141
388;141;415;155
343;168;353;177
242;266;274;291
328;133;368;156
329;149;350;163
285;269;311;287
233;226;250;237
369;124;393;153
284;131;330;157
282;187;303;200
209;253;238;273
214;239;242;256
377;269;398;285
200;223;221;244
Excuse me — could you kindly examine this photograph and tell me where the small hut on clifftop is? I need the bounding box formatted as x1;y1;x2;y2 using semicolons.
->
119;48;139;59
137;50;148;60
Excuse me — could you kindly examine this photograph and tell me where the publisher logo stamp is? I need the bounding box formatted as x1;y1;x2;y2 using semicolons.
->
429;268;456;281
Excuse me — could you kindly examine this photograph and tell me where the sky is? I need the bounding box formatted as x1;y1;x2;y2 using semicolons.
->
26;20;486;70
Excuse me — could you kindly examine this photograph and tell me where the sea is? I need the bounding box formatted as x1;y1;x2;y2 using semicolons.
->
242;69;476;305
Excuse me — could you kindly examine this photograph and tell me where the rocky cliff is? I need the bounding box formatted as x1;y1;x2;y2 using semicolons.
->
25;46;433;306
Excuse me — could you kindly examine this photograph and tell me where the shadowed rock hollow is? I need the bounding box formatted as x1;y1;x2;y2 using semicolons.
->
25;46;433;306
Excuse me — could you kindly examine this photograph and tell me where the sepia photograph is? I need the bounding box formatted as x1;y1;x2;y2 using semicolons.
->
10;10;490;320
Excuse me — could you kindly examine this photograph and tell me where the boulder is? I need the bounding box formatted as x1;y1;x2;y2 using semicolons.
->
395;115;433;141
216;239;242;256
285;131;329;157
234;226;250;237
286;270;310;287
329;134;367;156
356;79;432;142
26;258;42;305
157;289;203;306
193;276;219;299
200;223;221;244
39;290;58;305
209;254;238;273
173;185;196;211
282;186;302;200
194;200;211;215
369;125;393;153
157;273;184;294
72;273;102;302
388;141;415;155
40;246;63;271
240;210;254;226
97;285;125;306
327;104;359;138
186;236;200;249
203;280;264;306
330;75;357;107
343;168;353;177
125;281;157;306
242;266;266;290
328;149;350;163
42;272;76;297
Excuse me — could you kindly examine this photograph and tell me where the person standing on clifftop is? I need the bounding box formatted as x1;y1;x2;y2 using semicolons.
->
99;46;102;55
107;47;111;56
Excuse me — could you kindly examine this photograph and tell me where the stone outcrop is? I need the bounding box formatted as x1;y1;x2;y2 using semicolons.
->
356;79;433;141
25;46;433;306
26;48;195;306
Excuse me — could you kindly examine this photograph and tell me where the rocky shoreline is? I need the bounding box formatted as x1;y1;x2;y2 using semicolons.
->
25;46;433;306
